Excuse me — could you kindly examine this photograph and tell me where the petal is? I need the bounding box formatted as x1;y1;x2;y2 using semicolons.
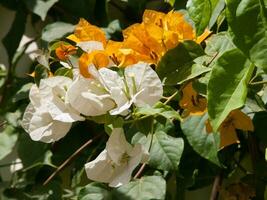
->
231;110;254;131
106;128;132;165
219;125;239;149
67;77;115;116
85;149;114;183
109;144;145;187
77;41;104;53
29;84;41;107
28;110;72;143
21;103;35;132
74;18;106;46
124;62;163;107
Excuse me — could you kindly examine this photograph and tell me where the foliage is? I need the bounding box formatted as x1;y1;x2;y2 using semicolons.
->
0;0;266;199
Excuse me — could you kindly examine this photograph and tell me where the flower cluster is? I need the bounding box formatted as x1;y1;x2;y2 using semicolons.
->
21;8;254;188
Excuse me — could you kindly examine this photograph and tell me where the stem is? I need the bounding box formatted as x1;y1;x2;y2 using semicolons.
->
164;91;178;105
210;172;223;200
43;135;100;185
249;80;267;85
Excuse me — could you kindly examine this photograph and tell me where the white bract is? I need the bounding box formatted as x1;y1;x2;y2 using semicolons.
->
85;128;149;187
92;62;163;115
21;76;83;143
67;76;115;116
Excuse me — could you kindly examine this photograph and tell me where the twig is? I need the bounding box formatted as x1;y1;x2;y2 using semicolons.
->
43;135;100;185
210;172;223;200
133;163;146;179
164;91;178;105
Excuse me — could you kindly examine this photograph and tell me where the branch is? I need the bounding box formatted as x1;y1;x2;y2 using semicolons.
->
43;135;100;185
210;172;223;200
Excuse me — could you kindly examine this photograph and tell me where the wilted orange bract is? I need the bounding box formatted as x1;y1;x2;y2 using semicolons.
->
55;43;77;60
179;82;207;117
206;110;254;149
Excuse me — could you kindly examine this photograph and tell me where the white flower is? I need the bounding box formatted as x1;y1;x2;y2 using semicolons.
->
22;99;72;143
85;128;149;187
38;76;83;122
21;76;84;143
90;62;163;115
67;76;115;116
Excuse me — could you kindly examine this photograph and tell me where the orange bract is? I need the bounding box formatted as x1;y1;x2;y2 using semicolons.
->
68;18;107;46
79;51;110;78
206;110;254;149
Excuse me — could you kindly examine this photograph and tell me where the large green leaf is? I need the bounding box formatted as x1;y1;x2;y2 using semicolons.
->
78;183;111;200
226;0;267;71
156;41;205;85
113;176;166;200
0;125;18;160
2;9;27;64
186;0;212;35
205;32;235;63
41;22;75;43
133;131;184;171
207;48;255;131
181;113;220;166
23;0;59;21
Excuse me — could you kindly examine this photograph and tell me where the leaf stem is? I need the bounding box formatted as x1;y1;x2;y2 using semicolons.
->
164;91;178;105
43;135;100;185
249;80;267;85
133;119;154;179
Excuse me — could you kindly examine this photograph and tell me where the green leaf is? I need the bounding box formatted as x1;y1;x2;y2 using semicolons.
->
78;183;111;200
0;125;18;160
207;48;255;131
205;32;235;64
134;102;182;121
156;41;205;85
41;22;75;43
186;0;212;35
209;0;225;28
17;133;52;168
12;83;33;103
134;131;184;171
226;0;267;71
113;176;166;200
2;8;27;64
34;64;50;86
54;67;73;79
181;113;220;166
23;0;59;21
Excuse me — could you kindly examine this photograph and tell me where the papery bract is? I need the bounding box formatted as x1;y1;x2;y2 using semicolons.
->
85;128;148;187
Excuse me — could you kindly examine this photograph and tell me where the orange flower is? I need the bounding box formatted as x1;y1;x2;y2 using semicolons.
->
79;50;111;78
206;110;254;149
179;82;207;117
117;10;211;65
55;43;77;60
67;18;106;46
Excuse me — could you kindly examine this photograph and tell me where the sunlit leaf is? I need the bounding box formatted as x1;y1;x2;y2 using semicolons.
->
207;48;255;131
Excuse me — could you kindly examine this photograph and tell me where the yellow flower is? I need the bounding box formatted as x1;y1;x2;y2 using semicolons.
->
179;82;207;117
55;43;77;60
67;18;106;46
206;110;254;149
